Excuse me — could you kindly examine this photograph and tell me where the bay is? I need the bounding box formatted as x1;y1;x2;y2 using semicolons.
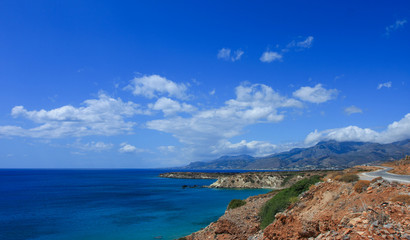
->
0;169;270;240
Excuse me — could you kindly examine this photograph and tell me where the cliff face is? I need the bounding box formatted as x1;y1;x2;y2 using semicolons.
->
209;172;305;189
159;172;234;179
160;171;328;189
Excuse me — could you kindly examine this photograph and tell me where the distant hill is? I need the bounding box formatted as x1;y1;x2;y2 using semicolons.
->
183;139;410;170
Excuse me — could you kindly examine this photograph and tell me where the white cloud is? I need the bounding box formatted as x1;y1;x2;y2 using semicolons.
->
158;145;176;153
147;83;302;158
211;140;278;157
297;36;314;48
209;89;216;95
377;81;392;89
385;19;407;35
149;97;196;116
293;84;338;103
119;143;145;153
125;74;188;99
260;51;282;63
286;36;314;49
217;48;231;60
217;48;244;62
261;36;314;63
71;141;114;152
0;93;142;138
344;105;363;115
233;49;244;61
304;113;410;145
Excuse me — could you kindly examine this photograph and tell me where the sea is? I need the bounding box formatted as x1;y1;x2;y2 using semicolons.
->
0;169;270;240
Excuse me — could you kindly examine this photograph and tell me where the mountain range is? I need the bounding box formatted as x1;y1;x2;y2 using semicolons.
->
183;139;410;170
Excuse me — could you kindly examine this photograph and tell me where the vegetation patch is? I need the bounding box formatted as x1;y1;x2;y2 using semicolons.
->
259;175;322;229
353;180;370;193
227;199;247;210
280;172;298;187
335;174;359;183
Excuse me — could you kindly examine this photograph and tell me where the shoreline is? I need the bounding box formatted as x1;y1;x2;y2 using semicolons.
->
160;170;330;189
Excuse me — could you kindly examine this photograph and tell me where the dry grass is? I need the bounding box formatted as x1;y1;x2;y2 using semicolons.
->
390;194;410;204
353;180;370;193
335;174;359;183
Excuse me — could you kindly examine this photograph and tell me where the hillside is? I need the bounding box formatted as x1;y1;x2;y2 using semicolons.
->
184;164;410;240
183;140;410;170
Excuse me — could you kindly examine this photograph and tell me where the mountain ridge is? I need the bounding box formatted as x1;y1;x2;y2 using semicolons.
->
183;139;410;170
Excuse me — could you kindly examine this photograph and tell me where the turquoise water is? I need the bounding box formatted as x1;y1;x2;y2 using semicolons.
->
0;169;270;240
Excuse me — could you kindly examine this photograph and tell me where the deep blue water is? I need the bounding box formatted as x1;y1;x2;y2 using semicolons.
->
0;169;270;240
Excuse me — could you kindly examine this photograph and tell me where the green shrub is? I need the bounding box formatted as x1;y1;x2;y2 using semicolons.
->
227;199;246;210
280;173;297;186
338;174;359;183
289;196;299;204
259;175;322;229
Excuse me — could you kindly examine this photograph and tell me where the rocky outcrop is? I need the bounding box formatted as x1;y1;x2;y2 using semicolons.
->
161;171;328;189
185;191;277;240
209;172;296;189
159;172;235;179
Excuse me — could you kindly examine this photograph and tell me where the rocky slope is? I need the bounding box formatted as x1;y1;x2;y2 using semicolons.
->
159;172;235;179
160;171;328;189
182;166;410;240
185;191;277;240
209;171;327;189
383;155;410;175
262;178;410;239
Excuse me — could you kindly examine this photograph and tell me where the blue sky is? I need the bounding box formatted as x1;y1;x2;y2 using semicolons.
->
0;1;409;168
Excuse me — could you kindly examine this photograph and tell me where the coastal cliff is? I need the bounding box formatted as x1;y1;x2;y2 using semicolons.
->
159;172;234;179
161;171;328;189
182;163;410;240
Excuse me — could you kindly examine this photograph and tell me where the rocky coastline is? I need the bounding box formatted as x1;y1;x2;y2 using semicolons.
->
159;172;235;179
160;171;329;189
175;162;410;240
182;176;410;240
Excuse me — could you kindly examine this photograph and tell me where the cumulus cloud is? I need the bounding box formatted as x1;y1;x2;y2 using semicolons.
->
119;143;145;153
344;105;363;115
304;113;410;145
125;74;188;99
217;48;244;62
377;81;392;89
260;51;283;63
211;140;278;157
149;97;196;116
293;84;338;103
385;19;407;36
147;83;302;158
0;93;143;138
